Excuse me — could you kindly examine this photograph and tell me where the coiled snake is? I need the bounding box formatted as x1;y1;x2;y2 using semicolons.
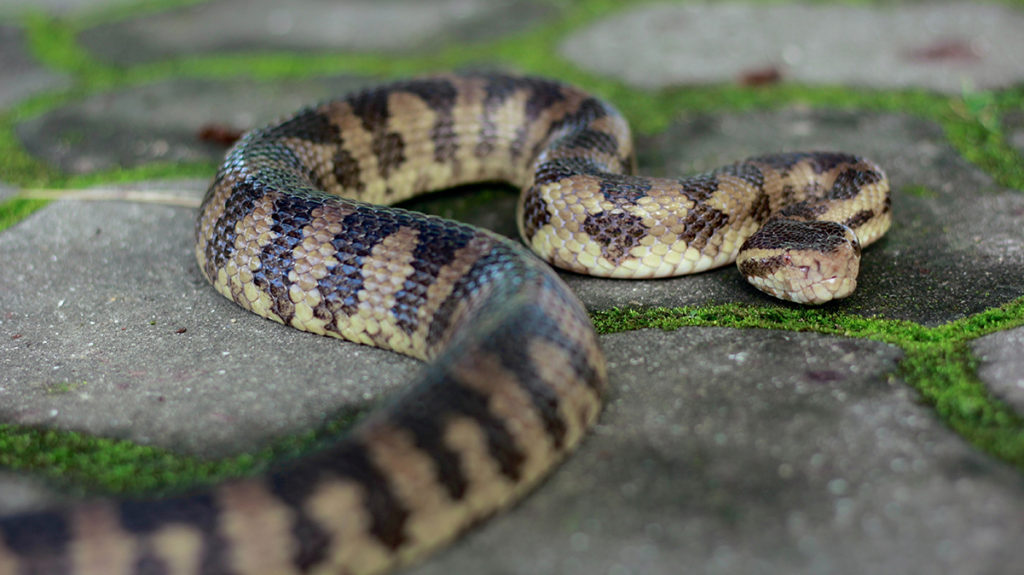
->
0;73;890;574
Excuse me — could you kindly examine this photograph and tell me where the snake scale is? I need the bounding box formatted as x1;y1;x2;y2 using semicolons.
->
0;73;890;574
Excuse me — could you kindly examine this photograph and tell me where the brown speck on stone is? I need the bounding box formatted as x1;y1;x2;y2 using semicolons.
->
739;66;782;86
197;123;245;146
905;39;980;62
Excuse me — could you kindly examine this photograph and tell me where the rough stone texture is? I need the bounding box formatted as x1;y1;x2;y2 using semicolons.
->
0;182;15;202
0;473;66;516
15;76;380;174
1006;110;1024;156
408;328;1024;575
78;0;551;65
560;3;1024;93
0;25;71;109
974;326;1024;415
0;195;418;461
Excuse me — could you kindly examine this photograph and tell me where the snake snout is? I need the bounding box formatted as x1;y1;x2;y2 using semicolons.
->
736;220;861;304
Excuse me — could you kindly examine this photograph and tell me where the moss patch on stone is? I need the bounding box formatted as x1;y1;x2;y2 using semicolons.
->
593;296;1024;470
0;406;367;496
0;197;48;231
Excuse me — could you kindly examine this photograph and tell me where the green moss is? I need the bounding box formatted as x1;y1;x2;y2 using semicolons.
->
44;381;88;396
945;97;1024;192
21;12;105;77
902;184;939;198
0;197;49;231
0;424;247;495
594;297;1024;470
901;340;1024;467
400;183;518;223
0;406;368;495
0;110;55;189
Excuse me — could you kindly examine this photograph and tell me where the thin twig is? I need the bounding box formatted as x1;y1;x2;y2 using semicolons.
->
17;188;202;209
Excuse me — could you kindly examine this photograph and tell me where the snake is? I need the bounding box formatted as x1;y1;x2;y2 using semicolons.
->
0;73;890;574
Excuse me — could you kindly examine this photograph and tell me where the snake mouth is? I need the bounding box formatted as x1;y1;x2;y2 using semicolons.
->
736;216;864;304
805;274;858;303
739;247;861;304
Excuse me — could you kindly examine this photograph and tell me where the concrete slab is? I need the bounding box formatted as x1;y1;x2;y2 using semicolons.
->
1006;110;1024;156
15;76;380;174
560;3;1024;93
0;182;15;202
974;326;1024;416
0;25;71;109
407;327;1024;575
0;194;417;461
77;0;552;65
0;472;65;516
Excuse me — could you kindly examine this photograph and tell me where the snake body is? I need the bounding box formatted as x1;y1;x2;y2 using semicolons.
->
0;73;889;574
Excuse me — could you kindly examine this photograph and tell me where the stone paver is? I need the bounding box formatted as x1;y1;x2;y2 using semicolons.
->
0;473;64;516
1007;110;1024;156
16;76;379;174
0;25;70;109
0;191;416;461
411;328;1024;575
974;326;1024;415
77;0;552;65
561;3;1024;93
0;183;15;202
2;1;1024;574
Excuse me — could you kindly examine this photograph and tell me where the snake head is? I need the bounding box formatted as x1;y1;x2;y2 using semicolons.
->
736;219;861;304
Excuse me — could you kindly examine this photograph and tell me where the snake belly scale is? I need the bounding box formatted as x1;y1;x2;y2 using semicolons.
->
0;73;890;574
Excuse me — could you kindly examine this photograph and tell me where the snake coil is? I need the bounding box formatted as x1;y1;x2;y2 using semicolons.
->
0;73;889;575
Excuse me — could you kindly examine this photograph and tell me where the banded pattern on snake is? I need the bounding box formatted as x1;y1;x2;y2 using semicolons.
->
0;73;890;575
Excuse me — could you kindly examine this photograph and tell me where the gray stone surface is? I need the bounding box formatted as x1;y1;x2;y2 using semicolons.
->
0;194;418;460
0;182;15;202
974;326;1024;415
409;328;1024;574
0;25;71;108
560;3;1024;93
0;473;65;516
1006;110;1024;156
78;0;551;65
15;76;380;174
